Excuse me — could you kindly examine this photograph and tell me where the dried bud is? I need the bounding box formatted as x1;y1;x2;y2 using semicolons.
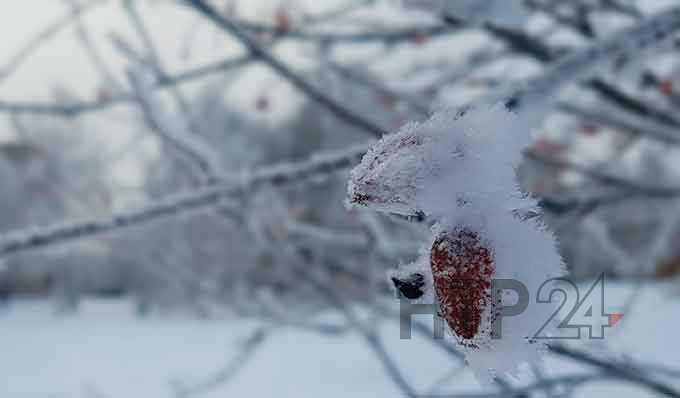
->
348;130;425;215
255;96;270;112
348;106;530;219
660;79;674;96
581;124;600;136
411;32;429;45
275;8;291;33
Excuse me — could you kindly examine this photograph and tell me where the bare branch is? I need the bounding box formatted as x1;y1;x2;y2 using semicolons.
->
64;0;123;90
498;6;680;110
548;344;680;397
183;0;387;138
127;66;222;180
174;328;268;398
297;265;420;398
524;148;680;197
557;101;680;146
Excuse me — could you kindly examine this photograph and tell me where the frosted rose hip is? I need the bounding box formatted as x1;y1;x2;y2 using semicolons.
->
430;228;495;343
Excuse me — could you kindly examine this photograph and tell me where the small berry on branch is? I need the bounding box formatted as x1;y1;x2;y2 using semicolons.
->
430;228;495;343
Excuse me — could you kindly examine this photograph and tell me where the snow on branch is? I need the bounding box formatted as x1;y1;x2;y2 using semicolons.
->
128;65;223;179
403;0;529;28
183;0;388;138
498;6;680;113
348;5;680;380
4;4;679;267
348;105;564;379
0;143;369;258
348;106;530;218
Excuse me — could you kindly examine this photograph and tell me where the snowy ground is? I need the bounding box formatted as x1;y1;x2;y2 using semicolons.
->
1;282;679;398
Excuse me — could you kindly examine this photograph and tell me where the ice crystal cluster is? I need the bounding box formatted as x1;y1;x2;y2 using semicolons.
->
348;105;565;379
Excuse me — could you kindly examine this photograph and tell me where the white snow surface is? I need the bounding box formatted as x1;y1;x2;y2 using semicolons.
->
1;283;679;398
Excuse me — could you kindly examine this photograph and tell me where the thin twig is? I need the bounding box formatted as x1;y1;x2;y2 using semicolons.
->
0;143;368;258
174;328;268;398
524;148;680;198
183;0;387;138
296;265;420;397
548;344;680;397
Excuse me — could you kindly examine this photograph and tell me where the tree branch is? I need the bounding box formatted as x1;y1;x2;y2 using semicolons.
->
183;0;387;138
0;143;368;258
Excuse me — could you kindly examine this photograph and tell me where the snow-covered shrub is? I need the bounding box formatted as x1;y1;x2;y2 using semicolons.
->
349;105;565;378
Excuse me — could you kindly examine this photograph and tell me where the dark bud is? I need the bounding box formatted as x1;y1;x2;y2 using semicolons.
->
391;273;425;299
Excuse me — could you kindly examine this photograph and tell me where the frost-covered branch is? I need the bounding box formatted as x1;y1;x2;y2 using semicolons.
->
64;0;122;91
557;101;680;146
127;66;223;181
587;79;680;128
548;344;680;397
7;2;680;261
296;262;420;398
0;1;391;117
285;220;370;250
345;3;680;381
183;0;387;138
524;148;680;197
440;4;680;130
0;143;368;258
232;18;458;45
174;328;268;398
327;61;432;116
497;7;680;111
0;54;252;116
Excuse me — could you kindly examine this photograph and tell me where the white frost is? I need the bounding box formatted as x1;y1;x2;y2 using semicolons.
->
438;203;564;380
349;105;565;380
349;105;532;219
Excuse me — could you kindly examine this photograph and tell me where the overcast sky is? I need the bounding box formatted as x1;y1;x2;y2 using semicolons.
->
0;2;209;100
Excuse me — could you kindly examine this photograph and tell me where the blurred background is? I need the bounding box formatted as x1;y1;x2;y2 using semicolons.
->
1;1;680;397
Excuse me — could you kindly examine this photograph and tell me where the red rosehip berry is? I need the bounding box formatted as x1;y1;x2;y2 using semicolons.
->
430;228;495;344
